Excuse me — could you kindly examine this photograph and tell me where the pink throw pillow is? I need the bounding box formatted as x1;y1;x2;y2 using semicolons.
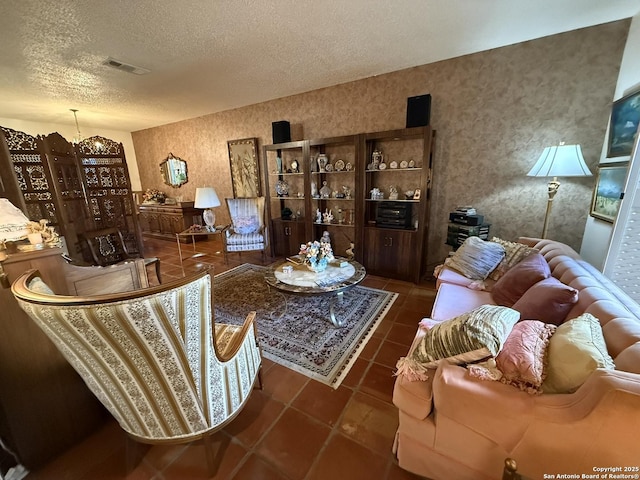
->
512;277;579;325
496;320;556;394
491;253;551;307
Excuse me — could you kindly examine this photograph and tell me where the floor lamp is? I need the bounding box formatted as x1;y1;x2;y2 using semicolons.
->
527;143;592;239
194;187;221;232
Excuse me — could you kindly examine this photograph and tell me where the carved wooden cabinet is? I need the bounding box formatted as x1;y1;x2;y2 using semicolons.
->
0;247;107;470
138;202;201;242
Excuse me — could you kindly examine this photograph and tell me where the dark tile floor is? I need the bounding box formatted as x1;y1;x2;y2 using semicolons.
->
26;236;436;479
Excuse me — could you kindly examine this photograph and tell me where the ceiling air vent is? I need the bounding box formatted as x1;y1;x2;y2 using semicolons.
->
102;57;150;75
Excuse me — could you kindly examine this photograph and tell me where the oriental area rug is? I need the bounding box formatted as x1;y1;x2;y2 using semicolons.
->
214;264;397;388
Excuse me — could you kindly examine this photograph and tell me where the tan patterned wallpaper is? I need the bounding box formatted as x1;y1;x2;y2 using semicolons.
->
132;20;629;269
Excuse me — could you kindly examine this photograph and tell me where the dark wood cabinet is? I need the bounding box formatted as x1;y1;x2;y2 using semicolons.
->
362;127;435;282
0;248;107;470
261;127;434;282
271;218;306;256
138;202;201;242
363;227;416;280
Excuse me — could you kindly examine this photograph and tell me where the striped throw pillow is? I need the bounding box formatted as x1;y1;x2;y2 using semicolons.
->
411;304;520;368
489;237;538;280
445;236;505;280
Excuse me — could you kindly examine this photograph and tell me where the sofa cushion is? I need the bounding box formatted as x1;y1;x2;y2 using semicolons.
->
542;313;616;394
512;277;579;325
430;283;495;322
444;237;505;280
488;237;538;281
411;305;519;368
491;253;551;307
496;320;556;394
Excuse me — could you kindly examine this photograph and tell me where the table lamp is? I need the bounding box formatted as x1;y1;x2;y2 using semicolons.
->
194;187;221;231
527;143;592;238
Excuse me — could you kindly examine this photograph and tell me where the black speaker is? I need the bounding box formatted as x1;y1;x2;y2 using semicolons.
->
406;94;431;128
272;120;291;144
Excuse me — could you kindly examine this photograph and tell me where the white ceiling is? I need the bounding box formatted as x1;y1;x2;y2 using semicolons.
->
0;0;638;133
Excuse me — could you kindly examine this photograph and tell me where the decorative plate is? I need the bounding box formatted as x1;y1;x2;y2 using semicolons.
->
345;162;353;171
335;159;345;171
378;162;387;170
325;163;334;172
275;180;289;196
408;159;416;168
400;160;409;169
390;161;398;169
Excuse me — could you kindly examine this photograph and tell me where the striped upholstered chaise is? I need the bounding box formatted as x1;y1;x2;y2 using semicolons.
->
12;269;262;473
224;197;267;263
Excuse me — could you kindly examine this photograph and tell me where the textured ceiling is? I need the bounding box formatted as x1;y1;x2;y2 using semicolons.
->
0;0;638;132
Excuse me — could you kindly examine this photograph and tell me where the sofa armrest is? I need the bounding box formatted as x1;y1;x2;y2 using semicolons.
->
532;368;640;422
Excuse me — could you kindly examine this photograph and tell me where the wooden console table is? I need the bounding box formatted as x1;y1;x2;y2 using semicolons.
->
138;202;202;243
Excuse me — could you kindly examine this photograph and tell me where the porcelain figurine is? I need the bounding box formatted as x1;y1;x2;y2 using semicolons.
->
316;208;322;223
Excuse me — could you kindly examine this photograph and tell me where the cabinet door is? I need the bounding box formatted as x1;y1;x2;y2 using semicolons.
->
272;219;305;257
364;228;416;281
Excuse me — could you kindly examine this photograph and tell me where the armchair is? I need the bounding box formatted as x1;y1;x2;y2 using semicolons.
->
78;227;161;284
223;197;267;264
12;269;262;473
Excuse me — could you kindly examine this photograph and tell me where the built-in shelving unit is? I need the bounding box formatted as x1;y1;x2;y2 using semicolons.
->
263;126;435;282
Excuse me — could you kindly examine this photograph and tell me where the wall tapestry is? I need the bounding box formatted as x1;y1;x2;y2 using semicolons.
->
227;137;261;198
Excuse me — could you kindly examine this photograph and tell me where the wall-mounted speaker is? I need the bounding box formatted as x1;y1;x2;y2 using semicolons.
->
406;94;431;128
272;121;291;144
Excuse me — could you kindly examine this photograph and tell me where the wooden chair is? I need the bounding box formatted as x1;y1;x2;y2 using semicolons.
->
78;227;161;284
12;269;262;475
62;257;149;295
223;197;267;264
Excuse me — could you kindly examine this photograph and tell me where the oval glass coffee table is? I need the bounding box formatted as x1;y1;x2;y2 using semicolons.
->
264;256;366;327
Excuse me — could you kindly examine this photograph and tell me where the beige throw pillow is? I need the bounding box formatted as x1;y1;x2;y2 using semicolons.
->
489;237;538;280
542;313;615;394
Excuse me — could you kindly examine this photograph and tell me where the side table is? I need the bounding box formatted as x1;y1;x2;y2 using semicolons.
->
175;226;227;275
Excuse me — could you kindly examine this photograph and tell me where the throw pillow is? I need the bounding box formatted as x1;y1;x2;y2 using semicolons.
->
411;304;520;368
233;215;260;234
512;277;578;325
28;276;55;295
444;236;506;280
542;313;616;394
491;253;551;307
496;320;556;394
488;237;538;281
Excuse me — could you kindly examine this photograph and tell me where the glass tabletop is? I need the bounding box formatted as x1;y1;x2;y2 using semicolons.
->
265;256;366;295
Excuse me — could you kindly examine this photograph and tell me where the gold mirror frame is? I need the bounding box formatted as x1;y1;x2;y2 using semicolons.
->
159;153;188;188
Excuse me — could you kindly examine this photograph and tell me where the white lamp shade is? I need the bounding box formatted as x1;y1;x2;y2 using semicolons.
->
527;144;592;178
194;187;221;208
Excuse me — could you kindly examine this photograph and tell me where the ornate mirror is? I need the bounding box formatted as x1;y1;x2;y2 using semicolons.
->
159;153;188;188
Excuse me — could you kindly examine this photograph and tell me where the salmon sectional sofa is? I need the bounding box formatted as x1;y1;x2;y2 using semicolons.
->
392;238;640;480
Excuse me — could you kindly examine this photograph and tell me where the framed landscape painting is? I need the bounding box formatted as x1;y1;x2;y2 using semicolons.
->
227;138;261;198
607;88;640;158
590;162;629;223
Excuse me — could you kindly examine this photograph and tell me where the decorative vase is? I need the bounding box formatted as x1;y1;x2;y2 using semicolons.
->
317;154;328;172
307;256;328;273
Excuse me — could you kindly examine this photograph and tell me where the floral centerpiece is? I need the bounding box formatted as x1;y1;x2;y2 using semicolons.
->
142;188;166;204
299;240;334;273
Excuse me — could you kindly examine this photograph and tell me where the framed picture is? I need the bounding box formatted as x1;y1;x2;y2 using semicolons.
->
227;137;261;198
590;162;629;223
607;88;640;158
